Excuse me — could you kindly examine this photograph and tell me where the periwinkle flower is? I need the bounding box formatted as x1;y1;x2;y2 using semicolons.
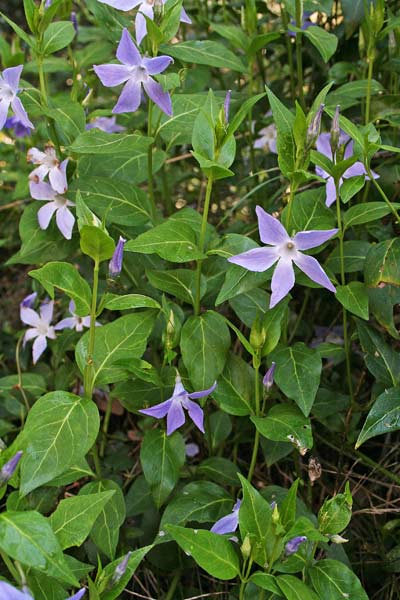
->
263;362;276;390
94;28;173;116
254;124;278;154
228;206;338;308
0;582;33;600
21;292;37;309
20;299;56;364
112;551;132;584
109;236;126;277
285;535;307;556
55;300;97;332
97;0;191;45
27;146;68;194
5;116;33;138
185;442;199;458
139;375;216;436
0;451;23;483
0;66;33;132
86;116;126;133
29;173;75;240
316;131;379;207
210;499;241;535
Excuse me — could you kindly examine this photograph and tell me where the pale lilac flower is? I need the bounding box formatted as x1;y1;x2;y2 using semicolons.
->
21;292;37;309
112;551;132;584
139;375;217;436
285;535;307;555
55;300;94;332
316;132;379;207
109;236;126;277
29;175;75;240
0;65;34;132
97;0;191;45
45;0;52;6
94;28;173;116
20;300;56;364
0;451;23;483
86;116;126;133
5;116;32;137
68;592;86;600
254;124;278;153
228;206;337;309
27;146;68;194
0;582;33;600
185;442;199;458
211;499;241;535
263;362;276;390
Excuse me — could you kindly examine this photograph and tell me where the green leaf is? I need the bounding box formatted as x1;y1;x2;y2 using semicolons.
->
213;354;254;416
101;293;160;311
262;299;289;356
140;430;185;508
368;286;400;339
249;572;281;594
29;262;92;317
238;474;273;566
277;574;320;600
20;392;100;495
42;21;75;55
280;479;300;529
229;289;269;329
163;40;247;72
339;176;366;203
46;100;86;145
80;225;115;263
309;559;368;600
97;546;152;600
270;343;322;416
196;458;241;487
70;131;153;154
211;23;249;52
252;405;313;454
166;525;240;580
356;320;400;387
78;149;166;184
146;268;206;306
318;486;352;535
23;0;37;33
356;388;400;448
335;282;369;320
344;202;400;229
227;92;266;137
304;26;338;62
181;310;231;389
281;188;336;232
191;89;218;161
79;480;125;559
50;491;115;550
75;312;156;385
0;511;78;585
126;220;204;263
0;12;34;47
326;240;371;274
266;87;295;177
364;238;400;287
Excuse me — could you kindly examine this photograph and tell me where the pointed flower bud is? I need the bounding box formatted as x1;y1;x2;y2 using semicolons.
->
109;236;126;278
263;362;276;390
241;534;252;559
285;535;307;556
307;103;324;147
330;105;341;157
0;451;23;483
71;11;78;34
224;90;231;124
112;551;131;584
329;534;349;544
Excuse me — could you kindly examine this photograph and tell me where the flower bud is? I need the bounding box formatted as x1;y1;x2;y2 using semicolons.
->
285;535;307;556
0;451;23;483
330;105;340;156
329;534;349;544
263;362;276;390
71;11;78;34
224;90;231;125
154;0;164;20
241;534;252;560
112;551;131;584
108;236;126;278
307;103;324;147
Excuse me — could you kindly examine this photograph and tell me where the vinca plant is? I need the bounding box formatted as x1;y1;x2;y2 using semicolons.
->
0;0;400;598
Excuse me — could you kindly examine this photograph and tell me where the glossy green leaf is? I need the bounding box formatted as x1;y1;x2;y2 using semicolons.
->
309;559;368;600
335;282;369;320
100;293;160;311
266;87;295;177
164;40;246;72
304;26;338;62
42;21;75;54
356;320;400;387
238;474;273;566
344;202;400;229
326;240;371;274
78;148;165;184
196;457;241;487
318;484;352;535
339;176;367;203
146;268;206;306
277;574;319;600
97;546;152;599
80;225;115;263
356;387;400;448
252;405;313;454
46;100;86;145
364;238;400;287
281;188;336;232
70;131;153;154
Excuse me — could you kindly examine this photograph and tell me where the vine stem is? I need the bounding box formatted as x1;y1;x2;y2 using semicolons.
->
0;551;20;583
15;335;30;415
247;358;261;482
164;570;181;600
366;165;400;223
365;52;374;125
281;4;296;101
295;0;305;110
147;100;157;223
99;394;113;458
84;258;100;399
194;176;214;315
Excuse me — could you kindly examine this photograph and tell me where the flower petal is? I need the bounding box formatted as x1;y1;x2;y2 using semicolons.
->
188;381;217;399
0;99;10;130
37;202;57;230
20;306;41;327
23;328;39;345
30;180;56;201
112;79;142;114
255;206;290;246
97;0;142;8
210;511;239;535
49;165;68;194
54;317;77;330
0;581;33;600
30;164;49;183
135;11;148;46
40;300;54;323
315;132;332;159
116;28;142;66
325;176;336;207
139;398;173;419
343;161;367;179
293;252;336;292
180;6;192;23
293;229;338;250
27;147;47;164
11;97;34;128
184;398;204;433
143;55;173;75
56;206;75;239
166;400;185;435
2;65;23;91
228;246;279;272
32;335;47;364
270;259;295;308
143;78;172;116
93;63;132;87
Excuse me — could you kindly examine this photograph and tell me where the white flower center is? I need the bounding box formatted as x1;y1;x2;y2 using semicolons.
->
37;322;50;335
131;65;148;83
54;195;67;209
279;240;298;260
0;83;14;102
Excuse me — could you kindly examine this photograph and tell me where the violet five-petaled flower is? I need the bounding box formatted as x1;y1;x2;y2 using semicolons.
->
94;28;174;116
20;299;56;364
97;0;191;45
139;375;217;436
0;65;33;132
27;145;68;194
316;131;379;207
29;168;75;240
86;116;126;133
55;300;94;333
210;499;241;535
228;206;338;309
285;535;307;556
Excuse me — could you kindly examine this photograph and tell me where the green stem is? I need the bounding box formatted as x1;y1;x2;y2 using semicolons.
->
248;64;256;175
365;51;375;125
147;100;157;223
282;4;296;101
15;335;30;415
164;570;181;600
84;258;100;399
295;0;305;109
99;394;113;458
37;55;48;106
239;580;247;600
194;176;214;315
285;183;297;233
247;357;261;482
366;165;400;223
0;551;20;583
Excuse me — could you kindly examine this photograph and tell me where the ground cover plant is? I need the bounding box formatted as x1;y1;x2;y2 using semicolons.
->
0;0;400;598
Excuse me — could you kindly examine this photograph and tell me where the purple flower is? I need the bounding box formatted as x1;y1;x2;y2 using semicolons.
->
112;551;132;583
185;442;199;457
29;174;75;240
139;374;217;436
5;116;32;137
94;28;173;116
228;206;338;308
285;535;307;556
20;300;56;364
86;116;126;133
109;236;126;277
21;292;37;309
0;451;23;483
68;591;86;600
0;65;34;132
0;582;33;600
254;124;277;153
316;132;379;207
263;362;276;390
27;146;68;194
211;499;241;535
55;300;96;332
288;12;313;37
97;0;191;45
71;11;78;34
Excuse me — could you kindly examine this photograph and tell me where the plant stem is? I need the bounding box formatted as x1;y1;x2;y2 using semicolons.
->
285;183;297;233
194;176;214;315
295;0;305;110
84;258;100;399
366;165;400;223
0;551;20;583
239;580;247;600
99;394;113;458
147;100;157;223
15;335;30;415
365;51;375;125
164;570;181;600
247;357;261;482
281;4;296;101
